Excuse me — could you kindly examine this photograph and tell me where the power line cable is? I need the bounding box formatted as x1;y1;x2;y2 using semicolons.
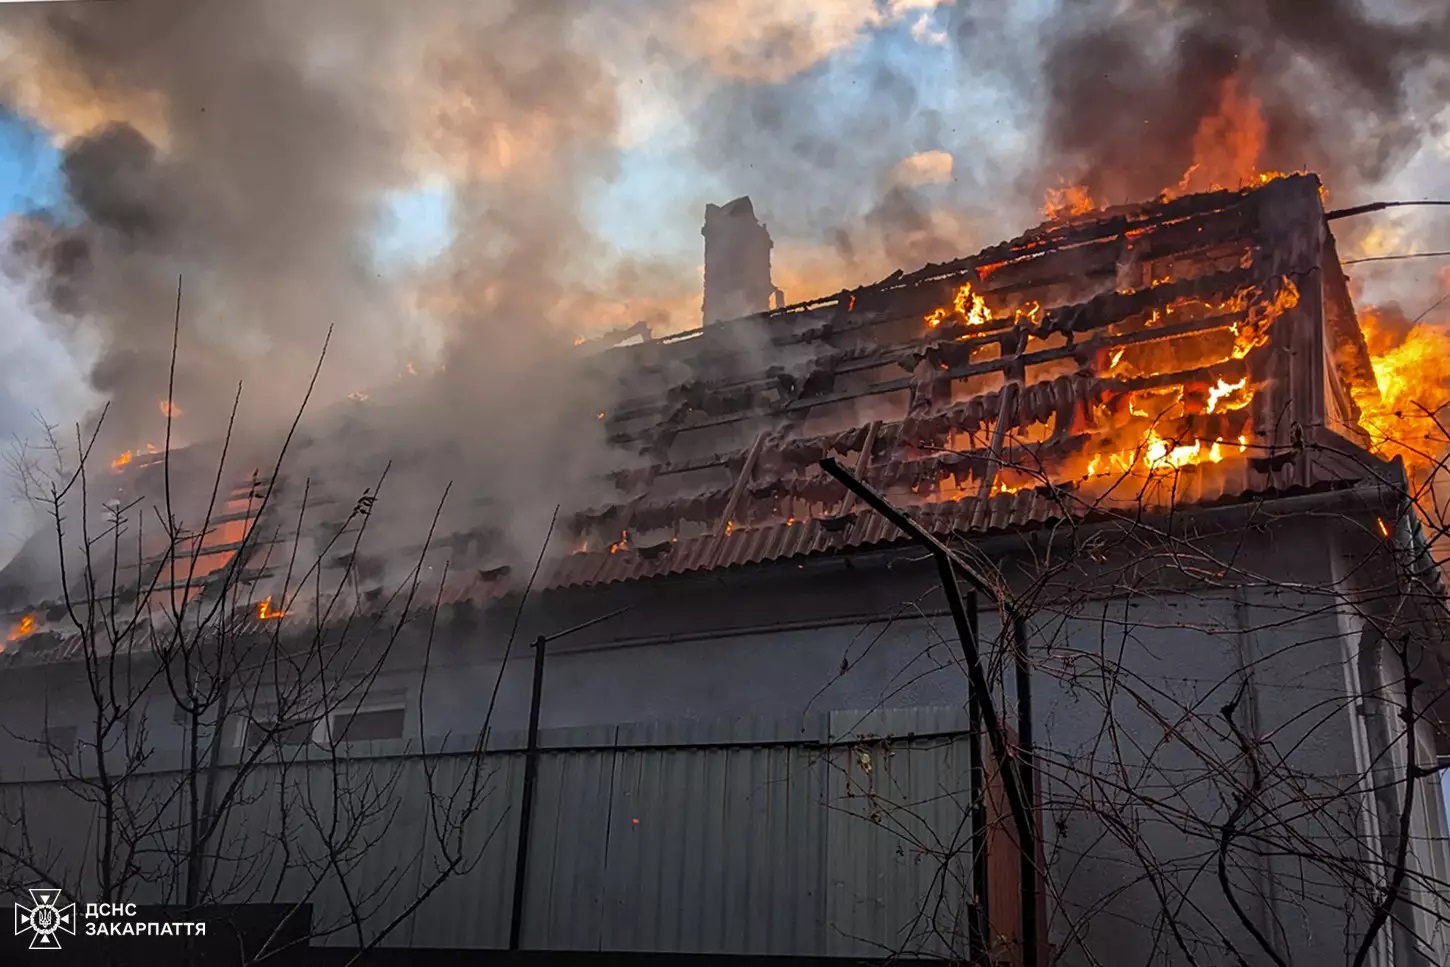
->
1343;250;1450;265
1326;200;1450;220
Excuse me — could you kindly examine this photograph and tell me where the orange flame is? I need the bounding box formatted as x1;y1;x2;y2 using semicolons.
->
256;597;285;620
1351;301;1450;470
159;399;182;418
7;613;36;642
1162;75;1310;201
1206;377;1250;414
1175;76;1267;196
1079;430;1236;481
1042;183;1096;220
111;443;163;472
926;280;992;329
1230;279;1301;359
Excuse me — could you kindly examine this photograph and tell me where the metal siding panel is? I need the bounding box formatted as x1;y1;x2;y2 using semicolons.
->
404;751;522;949
0;780;100;900
1;706;974;957
824;708;974;959
596;713;846;955
356;755;432;948
525;726;617;949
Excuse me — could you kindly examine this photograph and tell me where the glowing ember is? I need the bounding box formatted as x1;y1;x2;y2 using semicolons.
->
112;450;134;471
926;280;992;329
7;613;36;641
159;399;182;418
574;337;586;346
256;597;285;620
1042;183;1097;220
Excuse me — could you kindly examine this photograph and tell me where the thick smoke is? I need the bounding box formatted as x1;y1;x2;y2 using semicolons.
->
0;0;644;571
0;0;1447;578
1023;0;1450;203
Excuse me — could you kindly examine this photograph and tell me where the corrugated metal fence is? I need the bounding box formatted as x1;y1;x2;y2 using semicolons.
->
0;706;978;959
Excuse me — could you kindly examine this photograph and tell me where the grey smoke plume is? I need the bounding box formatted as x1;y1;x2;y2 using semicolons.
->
0;0;1447;577
0;0;413;461
0;0;643;568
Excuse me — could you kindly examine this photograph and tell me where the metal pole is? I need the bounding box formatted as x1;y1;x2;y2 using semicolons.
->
506;607;628;951
1013;612;1039;967
967;590;989;962
819;457;1039;967
508;633;548;951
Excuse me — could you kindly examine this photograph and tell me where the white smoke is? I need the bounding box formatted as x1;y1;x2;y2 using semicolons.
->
0;221;99;568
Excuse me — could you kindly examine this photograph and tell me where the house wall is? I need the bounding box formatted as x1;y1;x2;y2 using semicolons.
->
0;520;1445;965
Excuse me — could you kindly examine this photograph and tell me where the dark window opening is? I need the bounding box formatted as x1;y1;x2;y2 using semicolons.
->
39;725;76;758
246;718;313;750
332;707;405;743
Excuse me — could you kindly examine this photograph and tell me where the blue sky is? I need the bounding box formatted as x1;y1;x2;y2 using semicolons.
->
0;106;457;269
0;5;1001;276
0;108;67;216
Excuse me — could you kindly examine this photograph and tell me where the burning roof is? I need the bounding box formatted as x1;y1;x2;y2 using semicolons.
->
557;173;1388;587
0;173;1407;660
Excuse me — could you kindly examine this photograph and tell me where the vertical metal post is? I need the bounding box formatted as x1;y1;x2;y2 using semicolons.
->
821;457;1040;967
967;590;989;962
508;634;548;951
1013;612;1039;967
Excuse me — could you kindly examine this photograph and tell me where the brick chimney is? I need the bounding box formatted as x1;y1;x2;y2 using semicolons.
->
702;196;780;326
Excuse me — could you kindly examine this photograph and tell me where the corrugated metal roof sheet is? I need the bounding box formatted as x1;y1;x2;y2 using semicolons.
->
545;428;1389;591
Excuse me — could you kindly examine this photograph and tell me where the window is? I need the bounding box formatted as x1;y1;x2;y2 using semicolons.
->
1409;733;1450;957
244;717;314;751
330;706;405;743
39;725;76;759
